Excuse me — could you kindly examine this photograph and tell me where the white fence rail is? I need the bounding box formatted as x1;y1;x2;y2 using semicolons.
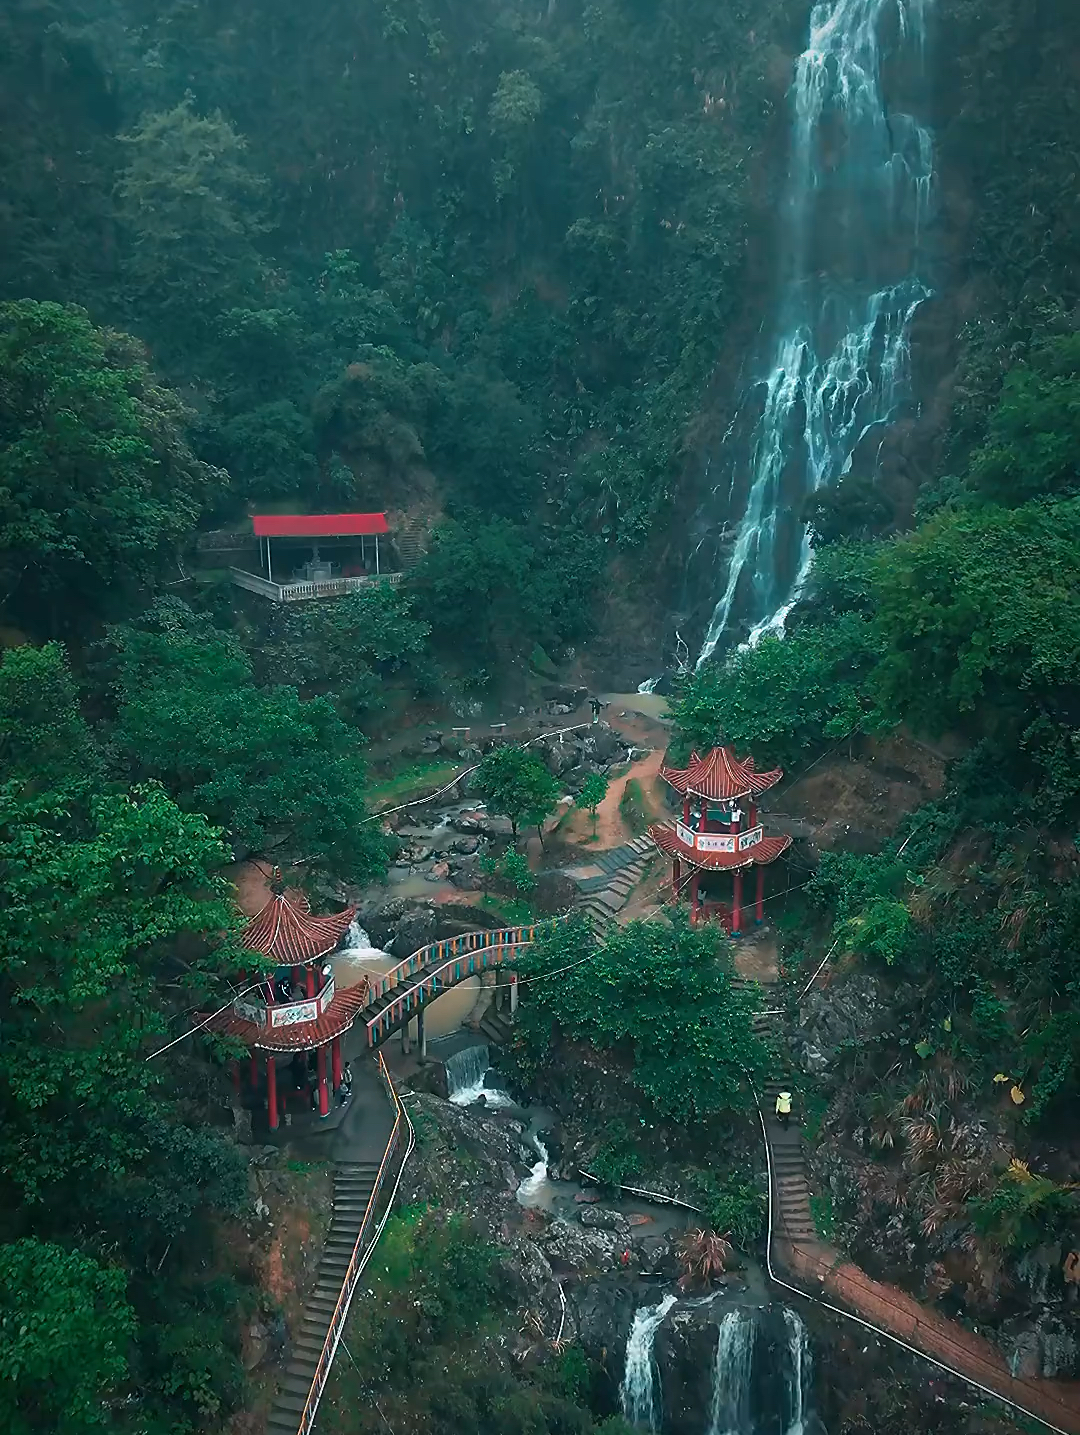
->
229;568;403;603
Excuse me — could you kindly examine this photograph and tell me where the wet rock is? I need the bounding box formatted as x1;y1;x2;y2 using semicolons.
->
1001;1311;1079;1378
540;1217;626;1272
796;972;885;1077
392;906;437;954
426;860;450;881
449;855;484;890
579;1206;632;1239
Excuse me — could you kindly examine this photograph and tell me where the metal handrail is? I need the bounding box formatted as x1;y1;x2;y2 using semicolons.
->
364;924;557;1046
369;923;552;999
752;1089;1071;1435
295;1052;416;1435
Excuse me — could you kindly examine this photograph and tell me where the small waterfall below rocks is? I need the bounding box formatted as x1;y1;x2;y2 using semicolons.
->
338;920;390;961
708;1308;756;1435
782;1309;813;1435
621;1295;678;1431
699;1306;818;1435
446;1044;491;1103
516;1130;550;1205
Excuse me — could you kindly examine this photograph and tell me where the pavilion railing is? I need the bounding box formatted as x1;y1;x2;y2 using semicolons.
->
363;922;559;1046
229;568;403;603
294;1050;415;1435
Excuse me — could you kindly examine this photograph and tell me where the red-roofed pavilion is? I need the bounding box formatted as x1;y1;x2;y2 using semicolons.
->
230;512;400;603
649;746;792;932
209;888;360;1129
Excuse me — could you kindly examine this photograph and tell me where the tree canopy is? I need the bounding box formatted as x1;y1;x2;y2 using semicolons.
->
104;601;391;881
516;914;769;1120
0;301;222;630
474;745;561;843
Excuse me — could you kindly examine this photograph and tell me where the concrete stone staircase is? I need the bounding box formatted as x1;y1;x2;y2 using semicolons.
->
392;522;427;570
573;834;656;934
265;1160;380;1435
751;979;816;1246
479;1005;515;1046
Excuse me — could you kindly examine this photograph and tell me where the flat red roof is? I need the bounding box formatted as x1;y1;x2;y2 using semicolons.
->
252;513;389;538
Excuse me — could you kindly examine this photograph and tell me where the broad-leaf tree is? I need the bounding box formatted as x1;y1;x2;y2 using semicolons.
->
516;913;769;1119
475;745;560;843
105;600;391;881
0;301;223;631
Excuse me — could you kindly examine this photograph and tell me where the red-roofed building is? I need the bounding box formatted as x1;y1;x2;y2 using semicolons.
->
206;887;362;1128
230;512;403;603
649;745;792;932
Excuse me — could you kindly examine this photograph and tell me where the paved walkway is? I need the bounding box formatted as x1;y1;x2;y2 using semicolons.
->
266;1057;398;1435
571;834;657;934
759;993;1080;1434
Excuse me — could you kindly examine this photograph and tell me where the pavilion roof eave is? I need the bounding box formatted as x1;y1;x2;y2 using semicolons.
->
659;746;783;803
202;982;371;1053
648;822;792;871
240;890;356;967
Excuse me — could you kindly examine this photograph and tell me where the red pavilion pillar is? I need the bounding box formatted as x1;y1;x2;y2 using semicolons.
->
306;964;316;999
331;1035;342;1091
267;1055;279;1131
755;865;765;924
682;796;690;824
690;870;701;925
671;857;681;901
292;964;302;991
317;1044;329;1118
732;868;743;936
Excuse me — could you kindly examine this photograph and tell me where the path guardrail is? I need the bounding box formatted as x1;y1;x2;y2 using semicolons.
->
295;1052;415;1435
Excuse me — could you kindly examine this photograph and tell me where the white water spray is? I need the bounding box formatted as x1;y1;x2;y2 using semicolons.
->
783;1308;813;1435
620;1295;677;1431
446;1044;514;1108
698;0;935;662
516;1130;550;1205
708;1309;756;1435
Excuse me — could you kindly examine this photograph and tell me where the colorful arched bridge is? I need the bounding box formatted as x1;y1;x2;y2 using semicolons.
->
360;922;552;1046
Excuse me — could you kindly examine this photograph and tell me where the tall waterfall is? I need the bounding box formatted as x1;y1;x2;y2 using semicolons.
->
783;1309;813;1435
707;1309;756;1435
620;1295;678;1431
697;0;935;662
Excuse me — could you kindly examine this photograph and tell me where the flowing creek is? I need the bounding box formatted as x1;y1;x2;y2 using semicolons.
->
696;0;936;658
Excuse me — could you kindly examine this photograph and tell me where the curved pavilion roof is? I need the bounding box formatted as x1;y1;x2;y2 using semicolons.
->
649;822;792;872
241;891;356;967
659;746;783;803
205;979;372;1053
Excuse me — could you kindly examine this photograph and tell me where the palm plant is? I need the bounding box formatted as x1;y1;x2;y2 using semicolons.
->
676;1228;733;1290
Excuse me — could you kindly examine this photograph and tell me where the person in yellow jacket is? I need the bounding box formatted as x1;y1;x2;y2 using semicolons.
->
775;1090;792;1129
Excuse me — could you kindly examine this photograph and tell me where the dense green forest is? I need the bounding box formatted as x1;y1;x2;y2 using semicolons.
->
3;0;1080;1430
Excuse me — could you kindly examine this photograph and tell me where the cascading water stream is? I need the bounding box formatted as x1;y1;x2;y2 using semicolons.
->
783;1309;813;1435
697;0;935;662
621;1295;678;1431
708;1309;755;1435
516;1130;550;1204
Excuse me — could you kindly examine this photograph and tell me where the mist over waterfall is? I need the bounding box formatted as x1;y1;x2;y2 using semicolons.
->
696;0;935;662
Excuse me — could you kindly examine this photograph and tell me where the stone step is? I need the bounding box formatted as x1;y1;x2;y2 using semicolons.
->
281;1372;317;1397
272;1391;308;1417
